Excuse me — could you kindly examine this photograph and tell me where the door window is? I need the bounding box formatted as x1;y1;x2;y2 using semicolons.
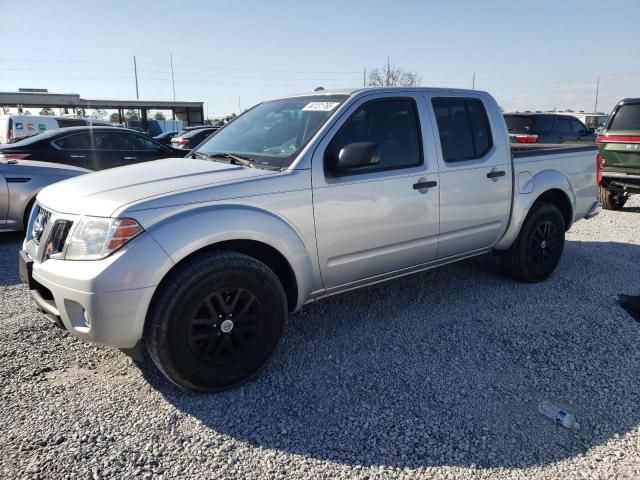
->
326;98;422;175
432;98;492;162
571;119;587;135
53;133;91;150
556;118;572;134
118;133;162;151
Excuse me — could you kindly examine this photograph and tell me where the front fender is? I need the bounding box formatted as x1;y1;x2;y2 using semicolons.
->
494;169;575;250
145;204;319;311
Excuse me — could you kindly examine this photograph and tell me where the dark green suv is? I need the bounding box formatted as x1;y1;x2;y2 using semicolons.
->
597;98;640;210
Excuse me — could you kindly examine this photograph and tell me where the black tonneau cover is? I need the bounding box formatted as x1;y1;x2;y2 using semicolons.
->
511;143;597;158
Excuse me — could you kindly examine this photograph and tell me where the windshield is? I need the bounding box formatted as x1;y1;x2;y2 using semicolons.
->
194;95;348;168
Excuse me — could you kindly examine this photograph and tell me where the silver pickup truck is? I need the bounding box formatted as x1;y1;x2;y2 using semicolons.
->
19;87;601;392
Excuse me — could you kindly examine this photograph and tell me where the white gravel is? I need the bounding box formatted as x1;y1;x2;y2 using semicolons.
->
2;197;640;480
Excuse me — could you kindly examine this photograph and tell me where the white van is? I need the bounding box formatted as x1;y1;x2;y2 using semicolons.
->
0;115;112;144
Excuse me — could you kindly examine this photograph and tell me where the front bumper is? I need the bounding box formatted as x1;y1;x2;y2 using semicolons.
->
19;232;173;349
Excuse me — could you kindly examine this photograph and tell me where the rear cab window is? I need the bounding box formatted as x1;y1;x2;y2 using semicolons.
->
432;98;493;162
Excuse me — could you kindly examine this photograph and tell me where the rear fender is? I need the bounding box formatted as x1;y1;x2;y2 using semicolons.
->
494;169;575;250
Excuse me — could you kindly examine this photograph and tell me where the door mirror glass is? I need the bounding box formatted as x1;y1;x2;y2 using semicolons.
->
336;142;380;171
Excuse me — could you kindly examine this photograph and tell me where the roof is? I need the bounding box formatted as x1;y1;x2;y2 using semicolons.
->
275;86;489;100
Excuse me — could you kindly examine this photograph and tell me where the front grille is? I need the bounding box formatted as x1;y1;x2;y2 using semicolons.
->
43;220;73;259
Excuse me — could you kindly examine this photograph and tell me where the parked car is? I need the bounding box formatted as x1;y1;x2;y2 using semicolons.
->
596;98;640;209
0;127;184;170
153;131;179;146
504;113;596;144
20;88;600;393
170;127;218;150
0;157;88;232
0;115;113;144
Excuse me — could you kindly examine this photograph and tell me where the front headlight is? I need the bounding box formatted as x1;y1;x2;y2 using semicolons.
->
65;217;144;260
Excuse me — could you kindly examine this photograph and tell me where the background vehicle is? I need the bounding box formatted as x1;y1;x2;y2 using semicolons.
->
153;131;179;146
0;127;184;170
20;87;599;393
504;113;596;144
596;98;640;209
1;158;88;232
170;127;218;150
0;115;112;144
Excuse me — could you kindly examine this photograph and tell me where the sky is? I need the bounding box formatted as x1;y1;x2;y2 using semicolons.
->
1;0;639;118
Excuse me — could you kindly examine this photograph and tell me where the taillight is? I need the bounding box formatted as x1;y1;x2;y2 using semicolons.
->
7;129;13;142
514;134;538;144
0;153;31;160
596;153;603;185
178;138;189;145
597;134;640;143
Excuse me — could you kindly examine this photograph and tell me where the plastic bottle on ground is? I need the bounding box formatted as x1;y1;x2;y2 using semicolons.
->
539;400;580;429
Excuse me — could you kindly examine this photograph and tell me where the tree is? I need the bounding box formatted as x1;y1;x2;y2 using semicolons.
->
124;109;140;121
39;108;55;116
109;112;120;123
153;111;166;121
368;61;420;87
91;109;107;120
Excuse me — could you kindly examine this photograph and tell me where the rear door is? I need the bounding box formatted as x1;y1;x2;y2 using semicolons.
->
427;95;512;259
312;93;440;288
51;133;93;168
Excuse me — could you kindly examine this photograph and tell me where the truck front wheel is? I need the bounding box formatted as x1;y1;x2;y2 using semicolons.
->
598;186;628;210
145;250;287;393
501;203;565;283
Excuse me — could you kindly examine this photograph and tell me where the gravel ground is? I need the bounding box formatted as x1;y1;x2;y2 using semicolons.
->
1;197;640;480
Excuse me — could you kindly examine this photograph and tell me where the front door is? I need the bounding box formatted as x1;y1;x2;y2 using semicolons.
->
428;95;512;259
312;94;440;289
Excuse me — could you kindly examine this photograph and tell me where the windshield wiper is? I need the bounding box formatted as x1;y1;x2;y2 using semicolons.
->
207;152;281;171
191;151;209;160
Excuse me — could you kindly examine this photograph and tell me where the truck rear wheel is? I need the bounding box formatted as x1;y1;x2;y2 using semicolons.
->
501;203;565;283
598;186;628;210
145;250;287;393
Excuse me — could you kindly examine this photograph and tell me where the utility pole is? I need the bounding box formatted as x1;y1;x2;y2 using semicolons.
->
594;78;600;112
363;67;366;87
170;54;176;103
133;55;139;100
472;72;476;90
238;96;241;114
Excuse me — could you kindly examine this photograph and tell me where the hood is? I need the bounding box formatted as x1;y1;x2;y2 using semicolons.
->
36;157;277;217
1;158;89;176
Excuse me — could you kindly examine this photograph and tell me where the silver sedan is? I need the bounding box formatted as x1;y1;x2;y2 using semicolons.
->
0;157;88;232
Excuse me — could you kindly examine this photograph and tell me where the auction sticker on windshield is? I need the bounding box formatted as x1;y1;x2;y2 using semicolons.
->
302;102;340;112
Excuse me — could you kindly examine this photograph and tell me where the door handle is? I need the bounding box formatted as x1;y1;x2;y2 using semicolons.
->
123;156;137;160
487;170;506;179
413;180;437;190
69;155;85;159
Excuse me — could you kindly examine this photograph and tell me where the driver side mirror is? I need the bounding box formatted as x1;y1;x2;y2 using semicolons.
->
333;142;381;172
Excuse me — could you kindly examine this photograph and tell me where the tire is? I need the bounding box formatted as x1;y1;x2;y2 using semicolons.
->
598;186;628;210
145;250;287;393
501;203;566;283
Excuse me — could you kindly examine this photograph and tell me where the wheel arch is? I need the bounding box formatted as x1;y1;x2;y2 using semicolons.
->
494;169;575;250
144;204;319;313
